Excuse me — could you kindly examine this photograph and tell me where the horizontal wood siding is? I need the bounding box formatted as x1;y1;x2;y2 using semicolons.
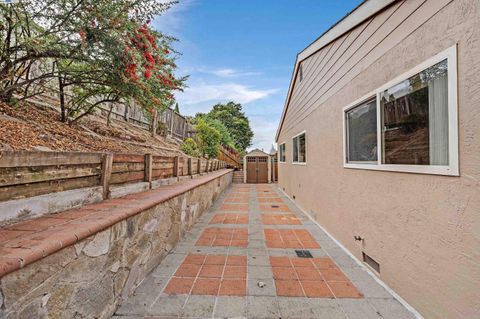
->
280;0;453;137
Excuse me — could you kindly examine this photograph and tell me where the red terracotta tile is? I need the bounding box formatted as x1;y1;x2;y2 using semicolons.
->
284;240;303;248
275;280;304;297
328;282;363;298
6;217;66;232
213;239;230;247
164;277;195;294
0;257;21;277
220;204;249;212
219;279;246;296
174;264;201;277
224;216;238;224
272;267;297;280
230;240;248;248
295;267;323;281
257;193;278;197
295;230;315;240
48;208;97;220
0;246;44;267
301;280;334;298
204;255;226;265
226;255;247;266
0;230;34;243
198;265;224;278
183;254;206;265
291;258;314;267
257;197;284;203
269;256;291;267
236;215;249;224
209;215;225;224
223;266;247;279
320;268;349;282
313;258;337;269
261;214;301;225
224;198;249;204
191;278;221;295
302;241;321;249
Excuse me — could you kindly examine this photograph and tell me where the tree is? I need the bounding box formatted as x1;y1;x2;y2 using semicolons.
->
174;102;179;113
194;119;221;158
206;101;253;151
0;0;185;122
193;113;236;150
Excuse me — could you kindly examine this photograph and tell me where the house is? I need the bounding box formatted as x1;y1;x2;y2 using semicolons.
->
275;0;479;318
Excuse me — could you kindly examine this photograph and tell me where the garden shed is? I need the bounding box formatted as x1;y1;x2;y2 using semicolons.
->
243;149;272;184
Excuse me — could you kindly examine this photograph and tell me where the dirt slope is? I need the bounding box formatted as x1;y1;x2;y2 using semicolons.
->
0;101;183;156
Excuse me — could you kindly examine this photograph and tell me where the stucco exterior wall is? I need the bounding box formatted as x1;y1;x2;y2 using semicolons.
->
277;1;480;318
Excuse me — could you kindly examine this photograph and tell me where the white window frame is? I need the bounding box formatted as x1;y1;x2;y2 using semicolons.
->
292;130;307;165
278;142;286;163
342;45;459;176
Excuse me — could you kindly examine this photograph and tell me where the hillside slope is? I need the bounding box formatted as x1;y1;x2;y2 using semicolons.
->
0;102;183;156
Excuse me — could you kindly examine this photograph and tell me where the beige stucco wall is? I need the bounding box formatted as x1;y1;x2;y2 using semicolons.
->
277;1;480;318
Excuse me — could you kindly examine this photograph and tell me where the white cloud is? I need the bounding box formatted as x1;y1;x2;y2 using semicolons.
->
153;0;196;35
247;115;281;153
177;83;278;105
202;68;261;78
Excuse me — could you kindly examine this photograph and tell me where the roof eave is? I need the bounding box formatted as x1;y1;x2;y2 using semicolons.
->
275;0;399;142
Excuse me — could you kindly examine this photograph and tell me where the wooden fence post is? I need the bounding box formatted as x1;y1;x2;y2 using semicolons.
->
124;104;130;122
151;109;158;137
144;154;153;188
169;110;174;136
205;160;209;174
100;153;113;199
188;158;192;176
182;121;187;140
173;156;179;177
197;159;201;174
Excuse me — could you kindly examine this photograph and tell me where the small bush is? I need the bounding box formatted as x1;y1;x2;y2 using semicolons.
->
181;137;201;157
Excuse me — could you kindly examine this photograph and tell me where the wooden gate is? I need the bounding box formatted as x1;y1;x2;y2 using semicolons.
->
246;156;268;183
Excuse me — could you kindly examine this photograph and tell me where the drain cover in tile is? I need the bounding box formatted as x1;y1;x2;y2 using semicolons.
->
295;250;313;258
271;205;279;208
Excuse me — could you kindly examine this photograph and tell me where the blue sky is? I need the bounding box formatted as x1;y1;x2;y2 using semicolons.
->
153;0;363;152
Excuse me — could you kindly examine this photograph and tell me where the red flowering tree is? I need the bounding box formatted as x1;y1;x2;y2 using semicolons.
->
0;0;185;122
120;21;185;114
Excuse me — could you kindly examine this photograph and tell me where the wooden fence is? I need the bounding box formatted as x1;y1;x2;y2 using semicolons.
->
100;103;195;141
0;151;227;203
218;145;242;169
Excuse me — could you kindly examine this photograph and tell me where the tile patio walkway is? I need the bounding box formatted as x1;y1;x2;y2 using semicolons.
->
114;183;417;319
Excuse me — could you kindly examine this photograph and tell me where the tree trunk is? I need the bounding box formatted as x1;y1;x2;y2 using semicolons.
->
0;90;13;104
107;104;114;127
58;75;67;122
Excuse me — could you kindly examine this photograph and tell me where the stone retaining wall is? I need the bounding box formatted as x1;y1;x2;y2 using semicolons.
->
0;171;232;318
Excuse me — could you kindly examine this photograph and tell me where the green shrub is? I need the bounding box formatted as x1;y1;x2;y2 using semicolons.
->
181;138;200;157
